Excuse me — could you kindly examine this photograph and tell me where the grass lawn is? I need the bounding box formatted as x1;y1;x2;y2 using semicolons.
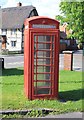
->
0;68;83;118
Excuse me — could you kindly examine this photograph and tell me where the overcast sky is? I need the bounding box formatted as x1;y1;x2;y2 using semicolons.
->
0;0;61;18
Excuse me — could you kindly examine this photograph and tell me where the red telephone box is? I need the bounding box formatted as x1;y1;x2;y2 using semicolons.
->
24;16;60;100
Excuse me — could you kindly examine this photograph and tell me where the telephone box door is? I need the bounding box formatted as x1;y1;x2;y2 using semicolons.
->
31;33;59;99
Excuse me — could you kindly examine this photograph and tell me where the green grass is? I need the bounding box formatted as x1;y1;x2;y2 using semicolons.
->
0;68;83;118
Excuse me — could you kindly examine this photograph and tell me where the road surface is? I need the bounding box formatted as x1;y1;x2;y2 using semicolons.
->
0;50;83;71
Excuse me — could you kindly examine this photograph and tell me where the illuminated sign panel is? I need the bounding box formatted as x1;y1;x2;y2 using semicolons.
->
32;24;56;29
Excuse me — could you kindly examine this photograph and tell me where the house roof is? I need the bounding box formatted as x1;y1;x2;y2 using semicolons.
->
0;5;38;29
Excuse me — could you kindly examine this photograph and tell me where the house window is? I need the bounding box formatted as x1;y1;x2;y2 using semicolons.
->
11;29;16;35
2;29;7;35
11;41;16;47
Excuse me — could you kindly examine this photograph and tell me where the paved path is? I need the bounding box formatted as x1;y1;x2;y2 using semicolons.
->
44;112;83;118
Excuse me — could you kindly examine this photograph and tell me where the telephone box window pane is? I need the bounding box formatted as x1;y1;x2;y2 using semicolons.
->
37;51;51;58
34;59;36;65
37;74;50;80
34;66;51;73
34;88;51;95
37;36;50;42
52;52;54;64
34;73;51;81
38;43;51;50
52;43;54;50
37;58;51;65
34;36;37;42
34;82;50;87
34;66;36;73
34;74;36;80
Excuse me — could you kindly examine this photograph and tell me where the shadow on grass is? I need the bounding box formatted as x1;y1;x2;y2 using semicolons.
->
2;68;23;76
59;89;84;102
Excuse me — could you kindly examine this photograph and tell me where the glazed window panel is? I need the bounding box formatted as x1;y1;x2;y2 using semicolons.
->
34;88;51;95
37;73;51;81
34;66;51;73
34;82;51;87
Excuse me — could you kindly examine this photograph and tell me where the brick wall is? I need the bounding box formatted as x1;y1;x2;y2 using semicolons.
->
63;51;73;71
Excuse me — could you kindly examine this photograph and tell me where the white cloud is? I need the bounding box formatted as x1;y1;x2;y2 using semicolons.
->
2;0;61;18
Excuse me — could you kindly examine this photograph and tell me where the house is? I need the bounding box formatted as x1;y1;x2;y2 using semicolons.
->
0;2;38;52
60;31;67;52
60;23;78;51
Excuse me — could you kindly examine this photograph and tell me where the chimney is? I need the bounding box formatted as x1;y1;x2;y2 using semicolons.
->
17;2;22;7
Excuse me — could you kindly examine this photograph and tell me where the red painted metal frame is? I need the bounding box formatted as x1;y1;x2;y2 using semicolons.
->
24;16;60;100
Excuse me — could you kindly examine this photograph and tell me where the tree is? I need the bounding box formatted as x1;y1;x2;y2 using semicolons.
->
57;1;84;43
55;15;66;25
